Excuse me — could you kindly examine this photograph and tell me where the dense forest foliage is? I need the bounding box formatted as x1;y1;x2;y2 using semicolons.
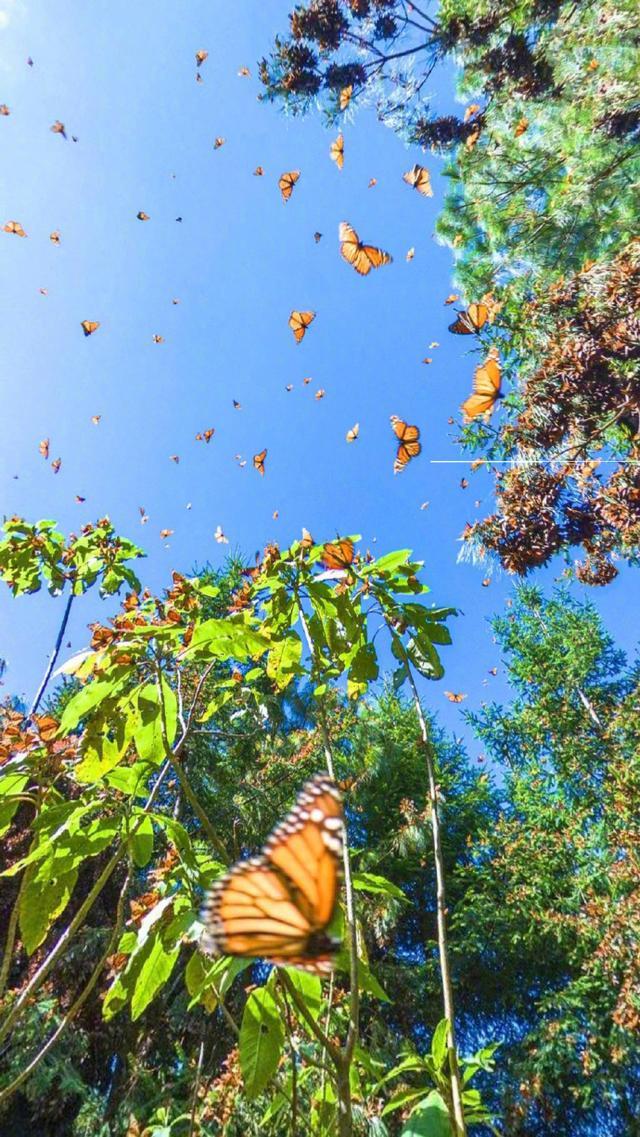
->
0;517;638;1136
262;0;640;582
1;2;639;1135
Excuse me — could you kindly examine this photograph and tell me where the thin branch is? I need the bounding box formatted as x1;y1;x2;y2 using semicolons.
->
296;603;360;1067
188;1030;206;1137
0;859;132;1107
279;971;341;1067
0;759;171;1048
29;586;75;717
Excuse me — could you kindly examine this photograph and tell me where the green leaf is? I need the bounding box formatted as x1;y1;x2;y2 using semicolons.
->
352;872;408;902
0;773;29;837
283;967;322;1018
382;1088;431;1118
59;675;127;733
131;932;181;1021
130;814;154;867
239;987;285;1099
19;863;78;954
266;633;303;690
357;958;391;1002
400;1091;451;1136
431;1019;449;1072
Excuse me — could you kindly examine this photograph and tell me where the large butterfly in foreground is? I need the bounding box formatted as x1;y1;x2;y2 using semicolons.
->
390;415;421;473
200;775;344;973
339;222;392;276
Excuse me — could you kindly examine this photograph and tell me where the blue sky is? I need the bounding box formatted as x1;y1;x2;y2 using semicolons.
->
0;0;637;741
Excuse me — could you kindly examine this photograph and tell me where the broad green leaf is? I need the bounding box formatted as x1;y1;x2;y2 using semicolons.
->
283;967;322;1018
130;814;154;867
19;863;78;954
382;1088;429;1118
400;1091;451;1136
430;1019;449;1073
266;633;303;689
131;933;181;1021
0;773;29;837
59;675;127;734
352;872;408;902
357;958;391;1002
239;987;285;1099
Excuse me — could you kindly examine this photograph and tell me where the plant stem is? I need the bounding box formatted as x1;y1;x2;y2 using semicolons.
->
29;587;74;717
402;659;467;1137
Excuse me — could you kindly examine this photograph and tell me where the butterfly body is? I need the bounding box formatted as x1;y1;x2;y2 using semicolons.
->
201;775;343;974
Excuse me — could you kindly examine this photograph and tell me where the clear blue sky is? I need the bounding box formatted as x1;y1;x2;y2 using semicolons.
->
1;0;637;741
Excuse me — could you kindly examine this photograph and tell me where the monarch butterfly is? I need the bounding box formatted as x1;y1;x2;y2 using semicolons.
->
91;415;101;425
160;528;173;539
51;458;61;474
38;439;49;459
444;691;467;703
279;170;300;202
321;538;354;570
368;178;377;189
196;429;215;442
214;137;225;150
195;50;208;67
50;120;66;138
200;774;344;973
406;248;415;262
50;230;61;244
253;448;267;475
339;222;392;276
346;423;359;443
461;354;502;421
313;232;322;243
253;166;264;176
0;105;9;115
390;416;421;474
214;525;229;544
3;220;27;237
289;310;315;343
81;320;100;336
448;303;489;335
339;85;352;111
238;66;250;77
402;164;432;197
137;211;150;221
330;134;344;170
152;334;164;344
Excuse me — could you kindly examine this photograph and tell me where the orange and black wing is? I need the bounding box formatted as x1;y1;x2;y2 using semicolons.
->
289;310;316;343
448;302;489;335
253;449;267;475
321;538;355;570
390;415;421;473
339;221;392;276
330;134;344;170
279;170;300;202
402;164;432;197
201;775;343;973
461;355;501;421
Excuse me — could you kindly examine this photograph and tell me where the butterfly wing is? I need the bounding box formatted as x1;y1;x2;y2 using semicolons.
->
321;539;354;570
339;222;392;275
289;310;315;343
330;135;344;170
462;358;501;421
390;417;421;473
403;164;432;197
279;170;300;202
201;775;343;973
